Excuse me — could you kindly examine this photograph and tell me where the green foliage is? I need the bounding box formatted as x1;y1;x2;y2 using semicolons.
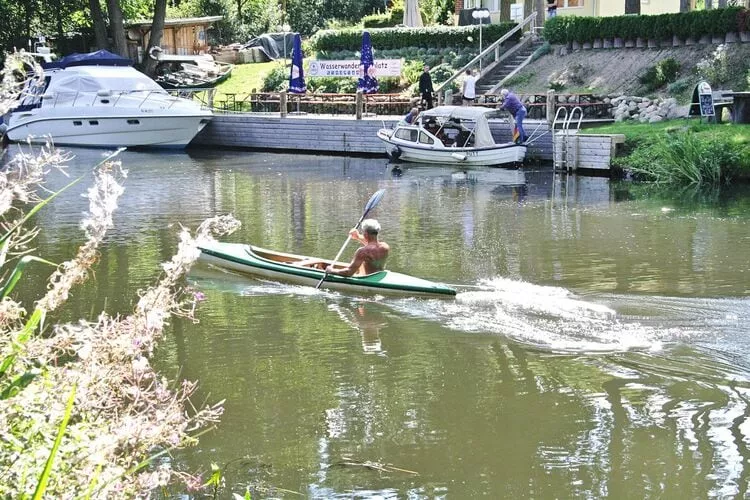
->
262;64;289;91
618;128;744;186
541;8;750;44
639;58;681;91
363;7;404;28
33;385;76;499
309;23;517;52
667;76;693;98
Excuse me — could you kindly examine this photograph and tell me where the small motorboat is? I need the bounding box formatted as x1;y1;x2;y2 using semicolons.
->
150;47;234;90
198;241;457;297
377;105;526;167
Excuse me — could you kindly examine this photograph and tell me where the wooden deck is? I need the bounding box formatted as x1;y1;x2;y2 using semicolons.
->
191;113;618;169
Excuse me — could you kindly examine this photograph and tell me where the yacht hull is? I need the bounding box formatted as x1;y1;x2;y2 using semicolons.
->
6;113;211;148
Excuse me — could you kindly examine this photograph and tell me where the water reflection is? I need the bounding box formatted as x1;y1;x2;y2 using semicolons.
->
4;145;750;497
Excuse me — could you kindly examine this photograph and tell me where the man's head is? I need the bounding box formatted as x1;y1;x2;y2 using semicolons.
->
500;88;509;97
465;69;472;75
361;219;381;237
423;65;430;72
410;107;418;114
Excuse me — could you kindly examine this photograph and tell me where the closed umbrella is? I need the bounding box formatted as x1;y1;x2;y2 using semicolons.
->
288;33;306;94
357;31;379;94
404;0;423;27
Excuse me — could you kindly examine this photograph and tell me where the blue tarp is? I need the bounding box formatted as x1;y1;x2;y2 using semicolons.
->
43;50;132;69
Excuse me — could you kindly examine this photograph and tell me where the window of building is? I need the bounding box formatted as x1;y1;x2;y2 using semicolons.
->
562;0;583;7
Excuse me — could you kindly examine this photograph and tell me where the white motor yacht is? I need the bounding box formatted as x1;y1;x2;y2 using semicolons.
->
1;50;212;148
377;105;526;167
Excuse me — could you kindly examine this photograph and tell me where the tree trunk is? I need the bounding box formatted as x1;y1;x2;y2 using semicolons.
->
89;0;109;50
500;0;511;21
142;0;167;76
680;0;690;12
717;0;726;6
625;0;640;14
705;0;712;8
106;0;128;58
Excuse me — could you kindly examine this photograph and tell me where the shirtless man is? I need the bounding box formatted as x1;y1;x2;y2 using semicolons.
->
325;219;390;277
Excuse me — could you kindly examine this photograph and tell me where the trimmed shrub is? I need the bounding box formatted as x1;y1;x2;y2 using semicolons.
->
310;23;518;52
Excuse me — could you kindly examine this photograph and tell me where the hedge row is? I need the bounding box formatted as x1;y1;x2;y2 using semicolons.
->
544;7;750;44
309;23;518;52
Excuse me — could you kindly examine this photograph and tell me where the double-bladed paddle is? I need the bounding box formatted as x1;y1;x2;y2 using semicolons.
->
315;188;386;290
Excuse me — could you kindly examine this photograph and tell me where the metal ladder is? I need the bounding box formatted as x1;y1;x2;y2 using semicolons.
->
552;106;583;171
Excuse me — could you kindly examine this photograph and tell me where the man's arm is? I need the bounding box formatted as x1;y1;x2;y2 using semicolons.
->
326;248;365;277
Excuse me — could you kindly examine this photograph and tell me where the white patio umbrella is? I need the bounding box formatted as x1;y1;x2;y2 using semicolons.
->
404;0;423;27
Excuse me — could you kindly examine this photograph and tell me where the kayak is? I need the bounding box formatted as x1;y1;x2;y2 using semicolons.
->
197;241;457;297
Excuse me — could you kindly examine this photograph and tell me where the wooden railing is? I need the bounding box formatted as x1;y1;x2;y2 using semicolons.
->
208;91;414;117
435;11;538;102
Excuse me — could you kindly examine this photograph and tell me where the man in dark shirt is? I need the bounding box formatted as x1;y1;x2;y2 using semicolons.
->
419;65;434;110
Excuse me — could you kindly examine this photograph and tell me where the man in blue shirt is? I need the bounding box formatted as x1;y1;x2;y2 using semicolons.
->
499;88;527;144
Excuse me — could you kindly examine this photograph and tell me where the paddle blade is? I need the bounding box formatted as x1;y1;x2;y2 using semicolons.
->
361;188;386;222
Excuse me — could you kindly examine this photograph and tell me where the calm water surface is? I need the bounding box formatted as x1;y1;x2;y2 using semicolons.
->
6;145;750;498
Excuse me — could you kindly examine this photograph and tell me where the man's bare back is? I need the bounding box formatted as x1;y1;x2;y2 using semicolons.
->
325;219;389;277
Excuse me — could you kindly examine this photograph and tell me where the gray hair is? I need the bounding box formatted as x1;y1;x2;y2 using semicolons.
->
361;219;381;235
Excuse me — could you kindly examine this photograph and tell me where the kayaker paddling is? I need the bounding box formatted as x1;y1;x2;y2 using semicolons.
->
325;219;389;277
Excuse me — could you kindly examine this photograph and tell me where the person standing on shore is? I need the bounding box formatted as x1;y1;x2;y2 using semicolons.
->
462;69;477;106
419;65;434;110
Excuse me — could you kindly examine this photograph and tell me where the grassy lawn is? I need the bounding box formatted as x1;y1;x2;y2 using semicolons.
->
583;119;750;150
215;61;282;95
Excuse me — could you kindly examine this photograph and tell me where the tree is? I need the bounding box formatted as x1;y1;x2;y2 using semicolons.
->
106;0;128;57
142;0;166;76
89;0;109;49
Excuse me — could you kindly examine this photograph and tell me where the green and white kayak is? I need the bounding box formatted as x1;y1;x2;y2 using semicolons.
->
198;241;457;298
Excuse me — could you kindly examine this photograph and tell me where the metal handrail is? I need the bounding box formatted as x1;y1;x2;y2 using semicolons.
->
436;11;537;98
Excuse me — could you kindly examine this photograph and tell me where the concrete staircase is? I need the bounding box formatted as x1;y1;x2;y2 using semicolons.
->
475;39;545;95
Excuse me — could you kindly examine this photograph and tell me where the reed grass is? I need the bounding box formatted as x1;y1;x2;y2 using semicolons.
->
0;52;241;497
585;119;750;186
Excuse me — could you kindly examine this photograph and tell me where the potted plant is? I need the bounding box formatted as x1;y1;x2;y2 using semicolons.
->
741;8;750;42
623;16;637;48
600;17;614;49
589;18;603;49
637;15;653;48
581;18;596;49
721;6;742;43
670;13;685;46
612;16;625;48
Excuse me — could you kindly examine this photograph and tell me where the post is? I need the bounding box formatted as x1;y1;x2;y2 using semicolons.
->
355;91;363;120
280;91;288;117
546;89;555;124
479;19;483;72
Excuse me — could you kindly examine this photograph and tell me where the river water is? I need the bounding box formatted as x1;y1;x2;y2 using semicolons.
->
5;146;750;498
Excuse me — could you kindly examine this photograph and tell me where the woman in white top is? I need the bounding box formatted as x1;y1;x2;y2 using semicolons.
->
462;69;477;106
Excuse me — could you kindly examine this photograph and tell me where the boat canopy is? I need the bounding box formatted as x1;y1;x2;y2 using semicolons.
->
419;105;500;148
45;66;165;94
43;50;132;69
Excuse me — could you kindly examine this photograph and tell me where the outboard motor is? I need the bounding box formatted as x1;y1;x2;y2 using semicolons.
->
387;146;401;161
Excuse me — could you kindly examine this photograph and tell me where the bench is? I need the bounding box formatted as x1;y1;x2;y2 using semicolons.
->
712;90;734;122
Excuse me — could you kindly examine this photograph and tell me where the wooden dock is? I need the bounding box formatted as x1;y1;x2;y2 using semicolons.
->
191;113;621;170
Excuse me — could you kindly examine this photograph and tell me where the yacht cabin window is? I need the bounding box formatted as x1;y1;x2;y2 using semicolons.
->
395;128;418;142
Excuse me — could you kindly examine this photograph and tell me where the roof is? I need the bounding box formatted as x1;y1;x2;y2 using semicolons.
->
126;15;224;29
421;105;500;120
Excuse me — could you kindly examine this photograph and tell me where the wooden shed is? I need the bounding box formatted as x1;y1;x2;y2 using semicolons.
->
125;16;223;63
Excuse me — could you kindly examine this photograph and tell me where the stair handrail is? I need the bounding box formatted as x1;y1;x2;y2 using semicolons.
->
435;11;537;99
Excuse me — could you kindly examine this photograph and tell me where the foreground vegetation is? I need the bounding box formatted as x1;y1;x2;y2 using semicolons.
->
0;54;239;496
585;120;750;185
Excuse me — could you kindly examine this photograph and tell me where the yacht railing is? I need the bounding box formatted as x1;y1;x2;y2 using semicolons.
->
30;88;216;111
